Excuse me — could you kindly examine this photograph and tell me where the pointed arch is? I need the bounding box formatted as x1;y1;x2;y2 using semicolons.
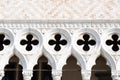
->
2;55;23;80
13;50;27;69
72;52;86;70
31;55;53;80
62;55;82;80
90;55;112;80
28;52;56;70
86;50;116;71
57;52;86;70
42;52;56;69
0;51;27;70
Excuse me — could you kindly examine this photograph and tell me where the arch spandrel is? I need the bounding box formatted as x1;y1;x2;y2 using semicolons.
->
0;51;28;70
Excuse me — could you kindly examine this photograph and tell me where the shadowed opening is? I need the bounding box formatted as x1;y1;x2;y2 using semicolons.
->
62;55;82;80
2;55;23;80
90;56;112;80
31;55;53;80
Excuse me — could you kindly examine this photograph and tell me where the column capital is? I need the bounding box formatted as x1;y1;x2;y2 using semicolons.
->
0;71;4;80
111;71;118;80
117;71;120;80
81;70;91;80
22;70;33;80
52;69;62;80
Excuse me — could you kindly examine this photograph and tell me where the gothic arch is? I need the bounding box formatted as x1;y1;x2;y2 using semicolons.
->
87;49;116;71
57;51;86;71
3;55;23;80
71;52;86;70
90;55;112;80
31;55;53;80
0;52;27;70
28;52;56;70
14;51;27;69
42;52;56;69
62;55;82;80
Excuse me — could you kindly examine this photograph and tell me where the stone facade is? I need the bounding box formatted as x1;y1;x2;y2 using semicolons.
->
0;0;120;20
0;20;120;80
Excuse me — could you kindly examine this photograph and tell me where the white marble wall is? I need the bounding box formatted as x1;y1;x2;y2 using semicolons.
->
0;0;120;20
0;20;120;80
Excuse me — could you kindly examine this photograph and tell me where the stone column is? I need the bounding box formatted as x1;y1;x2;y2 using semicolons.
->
52;70;62;80
112;74;118;80
23;70;33;80
112;71;118;80
0;71;4;80
81;70;91;80
117;71;120;80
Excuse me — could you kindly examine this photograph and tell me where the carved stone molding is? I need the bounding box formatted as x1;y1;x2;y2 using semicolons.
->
22;70;33;80
0;20;120;80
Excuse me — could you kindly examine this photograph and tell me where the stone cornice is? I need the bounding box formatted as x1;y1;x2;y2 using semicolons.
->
0;20;120;28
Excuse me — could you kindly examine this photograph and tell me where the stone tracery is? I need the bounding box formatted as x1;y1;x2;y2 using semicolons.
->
77;34;96;51
0;21;119;80
48;34;67;51
20;34;39;51
0;34;10;51
106;34;120;51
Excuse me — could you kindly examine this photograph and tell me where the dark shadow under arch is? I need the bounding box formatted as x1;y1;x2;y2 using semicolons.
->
90;56;112;80
62;55;82;80
31;55;53;80
2;55;23;80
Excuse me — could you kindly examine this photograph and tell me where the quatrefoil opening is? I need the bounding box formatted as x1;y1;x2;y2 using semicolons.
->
77;34;96;51
0;34;10;51
20;34;39;51
48;34;67;51
106;34;120;51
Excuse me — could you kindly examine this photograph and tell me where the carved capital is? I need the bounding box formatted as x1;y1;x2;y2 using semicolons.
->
0;71;4;80
117;72;120;80
111;71;118;80
52;70;62;80
112;75;118;80
81;70;91;80
22;70;33;80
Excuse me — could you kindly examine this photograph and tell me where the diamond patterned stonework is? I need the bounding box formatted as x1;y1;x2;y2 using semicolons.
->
0;0;120;20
